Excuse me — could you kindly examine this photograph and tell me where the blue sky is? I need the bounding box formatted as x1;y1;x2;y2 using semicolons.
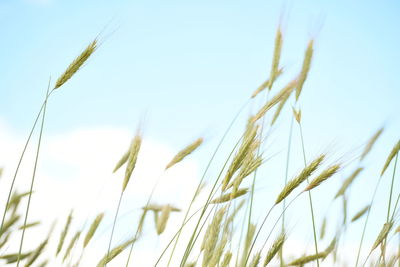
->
0;0;400;265
1;0;399;141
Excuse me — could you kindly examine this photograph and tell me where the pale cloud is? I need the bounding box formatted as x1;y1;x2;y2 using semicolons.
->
0;120;202;266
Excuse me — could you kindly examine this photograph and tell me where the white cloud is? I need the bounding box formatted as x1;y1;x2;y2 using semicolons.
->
0;120;203;266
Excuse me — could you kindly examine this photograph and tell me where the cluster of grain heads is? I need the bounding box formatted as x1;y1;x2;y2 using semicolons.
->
53;39;97;90
252;78;297;123
351;205;370;223
251;68;284;98
238;223;256;267
226;139;262;191
295;39;314;100
360;127;384;161
222;121;259;191
264;232;286;266
165;138;203;170
334;167;363;199
303;164;341;192
84;212;104;248
275;154;325;204
208;229;230;267
97;238;136;267
201;206;226;267
381;140;400;176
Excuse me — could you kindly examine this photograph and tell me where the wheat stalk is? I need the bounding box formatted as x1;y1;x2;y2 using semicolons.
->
165;138;203;170
304;164;341;192
54;40;97;89
264;232;285;266
381;140;400;176
123;133;142;191
56;210;73;256
84;213;104;248
351;205;370;222
295;39;314;100
275;154;325;204
360;127;384;161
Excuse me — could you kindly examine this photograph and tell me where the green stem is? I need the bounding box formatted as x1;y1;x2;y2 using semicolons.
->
125;172;164;266
105;190;124;267
176;101;251;267
16;82;51;267
153;204;214;267
280;115;294;265
0;104;44;234
354;175;385;266
179;134;244;267
381;153;398;264
245;193;302;266
247;90;270;234
299;123;320;267
164;100;249;267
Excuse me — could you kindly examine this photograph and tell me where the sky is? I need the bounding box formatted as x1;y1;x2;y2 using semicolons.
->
0;0;400;266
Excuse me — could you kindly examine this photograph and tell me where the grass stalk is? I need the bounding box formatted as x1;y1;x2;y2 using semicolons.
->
179;135;244;267
354;175;385;266
16;81;51;267
280;114;294;265
247;89;271;250
166;100;249;267
105;191;124;267
0;102;46;234
299;122;320;267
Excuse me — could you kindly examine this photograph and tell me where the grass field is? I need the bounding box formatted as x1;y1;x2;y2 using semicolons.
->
0;4;399;267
